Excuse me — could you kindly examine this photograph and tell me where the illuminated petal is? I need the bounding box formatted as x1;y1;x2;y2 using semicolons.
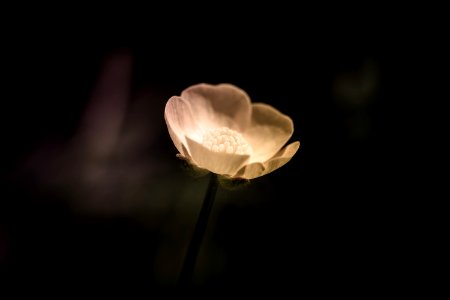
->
236;141;300;179
164;96;201;157
181;83;252;131
185;136;250;176
165;83;300;179
244;103;294;163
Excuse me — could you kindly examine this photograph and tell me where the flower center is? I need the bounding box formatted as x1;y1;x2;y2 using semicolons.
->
202;127;252;155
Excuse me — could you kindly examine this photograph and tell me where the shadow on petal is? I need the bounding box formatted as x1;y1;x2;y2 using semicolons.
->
245;103;294;163
238;141;300;179
234;162;265;179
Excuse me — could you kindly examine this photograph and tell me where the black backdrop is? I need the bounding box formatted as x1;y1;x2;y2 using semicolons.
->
1;10;414;294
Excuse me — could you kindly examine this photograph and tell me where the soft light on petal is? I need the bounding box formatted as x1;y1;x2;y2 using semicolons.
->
185;136;250;176
181;83;252;132
236;141;300;179
165;83;300;178
164;96;202;157
244;103;294;163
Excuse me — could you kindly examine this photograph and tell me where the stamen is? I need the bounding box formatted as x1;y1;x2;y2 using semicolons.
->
202;127;252;155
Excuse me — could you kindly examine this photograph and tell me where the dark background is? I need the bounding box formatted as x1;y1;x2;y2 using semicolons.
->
1;10;419;294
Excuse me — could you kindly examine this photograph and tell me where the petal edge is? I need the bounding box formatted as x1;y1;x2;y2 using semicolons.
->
237;141;300;179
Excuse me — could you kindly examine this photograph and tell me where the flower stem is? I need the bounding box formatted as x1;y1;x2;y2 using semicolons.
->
178;173;219;288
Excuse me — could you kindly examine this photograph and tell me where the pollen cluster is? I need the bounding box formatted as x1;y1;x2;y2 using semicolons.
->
202;127;252;155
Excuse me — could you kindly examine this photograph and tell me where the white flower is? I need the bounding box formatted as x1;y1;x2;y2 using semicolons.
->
164;83;300;179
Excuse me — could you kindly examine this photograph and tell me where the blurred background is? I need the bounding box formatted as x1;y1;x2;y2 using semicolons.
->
1;9;413;294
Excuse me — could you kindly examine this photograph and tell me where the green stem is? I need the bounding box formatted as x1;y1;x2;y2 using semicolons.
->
178;173;219;288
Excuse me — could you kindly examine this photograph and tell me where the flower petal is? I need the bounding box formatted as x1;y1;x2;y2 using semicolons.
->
244;103;294;163
185;136;250;176
164;96;201;157
181;83;252;131
236;141;300;179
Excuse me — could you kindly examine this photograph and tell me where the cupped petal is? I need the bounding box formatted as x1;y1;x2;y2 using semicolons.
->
236;141;300;179
164;96;202;157
244;103;294;163
185;136;250;176
181;83;252;132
